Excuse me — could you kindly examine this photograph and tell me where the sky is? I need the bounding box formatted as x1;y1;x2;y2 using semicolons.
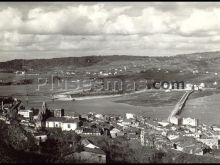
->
1;2;220;61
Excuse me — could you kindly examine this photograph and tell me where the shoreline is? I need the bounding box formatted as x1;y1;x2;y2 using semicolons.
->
71;89;191;101
73;94;122;100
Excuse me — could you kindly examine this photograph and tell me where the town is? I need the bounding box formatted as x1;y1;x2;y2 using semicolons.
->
1;89;220;163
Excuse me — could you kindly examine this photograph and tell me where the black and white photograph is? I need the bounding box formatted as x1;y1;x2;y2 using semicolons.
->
1;1;220;163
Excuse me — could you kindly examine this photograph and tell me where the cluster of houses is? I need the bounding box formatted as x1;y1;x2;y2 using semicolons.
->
140;115;220;156
2;97;220;161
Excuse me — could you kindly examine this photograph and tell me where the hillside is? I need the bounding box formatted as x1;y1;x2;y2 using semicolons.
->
0;121;52;163
1;51;220;86
1;51;220;71
0;55;147;71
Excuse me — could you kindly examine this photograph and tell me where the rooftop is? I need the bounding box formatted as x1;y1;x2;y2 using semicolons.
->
83;147;106;155
46;117;79;123
46;117;66;122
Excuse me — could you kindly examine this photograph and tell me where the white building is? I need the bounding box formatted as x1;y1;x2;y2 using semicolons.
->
197;137;219;149
199;83;205;89
45;117;79;131
121;119;132;126
185;83;193;90
167;134;179;141
193;70;199;74
95;114;104;119
212;125;220;132
18;110;33;119
158;121;170;127
182;117;198;127
213;81;218;86
46;117;63;128
125;113;135;119
62;120;78;131
193;85;199;91
81;138;99;149
110;128;121;138
15;71;25;75
169;116;182;125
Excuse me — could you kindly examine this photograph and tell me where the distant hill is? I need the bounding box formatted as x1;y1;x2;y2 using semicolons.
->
0;51;220;72
1;51;220;86
0;55;148;71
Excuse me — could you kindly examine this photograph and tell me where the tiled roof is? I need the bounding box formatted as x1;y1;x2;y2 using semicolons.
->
62;118;79;123
46;117;66;122
172;136;204;148
46;117;79;123
83;128;100;133
83;147;106;155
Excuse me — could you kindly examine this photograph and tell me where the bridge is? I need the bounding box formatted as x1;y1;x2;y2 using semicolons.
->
168;90;194;122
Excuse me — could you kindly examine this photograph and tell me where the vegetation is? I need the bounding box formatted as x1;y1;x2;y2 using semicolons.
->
40;128;83;162
0;121;49;163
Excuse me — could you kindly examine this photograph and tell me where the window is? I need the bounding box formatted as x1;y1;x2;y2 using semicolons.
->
68;124;71;128
98;156;102;162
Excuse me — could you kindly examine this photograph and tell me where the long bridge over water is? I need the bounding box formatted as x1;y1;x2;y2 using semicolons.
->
168;90;194;122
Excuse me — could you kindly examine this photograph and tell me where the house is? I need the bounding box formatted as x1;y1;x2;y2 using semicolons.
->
167;134;179;141
64;147;106;163
185;125;197;133
154;135;173;151
193;85;199;91
126;113;135;119
18;109;33;119
212;125;220;132
140;128;160;147
46;117;65;128
121;119;132;126
81;128;101;136
75;127;83;134
169;116;182;126
213;81;218;86
193;70;199;74
110;128;122;138
62;119;79;131
197;137;219;149
46;117;79;131
158;121;170;127
199;83;205;89
81;114;89;120
172;136;209;155
34;133;47;144
81;121;91;129
95;114;104;120
81;138;99;149
185;83;193;90
182;117;198;127
15;71;25;75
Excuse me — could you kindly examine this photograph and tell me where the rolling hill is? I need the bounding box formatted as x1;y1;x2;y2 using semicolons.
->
0;51;220;86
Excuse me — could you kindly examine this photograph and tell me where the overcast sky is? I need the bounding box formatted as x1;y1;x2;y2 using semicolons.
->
1;2;220;61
